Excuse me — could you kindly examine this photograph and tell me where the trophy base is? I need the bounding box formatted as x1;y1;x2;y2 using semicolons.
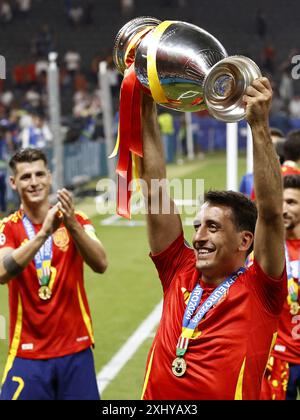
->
204;56;262;122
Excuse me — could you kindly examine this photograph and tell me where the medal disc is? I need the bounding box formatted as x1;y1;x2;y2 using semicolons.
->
39;286;52;301
290;302;300;315
172;357;187;377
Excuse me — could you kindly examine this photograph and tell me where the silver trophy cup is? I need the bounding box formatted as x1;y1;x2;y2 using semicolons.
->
113;17;261;122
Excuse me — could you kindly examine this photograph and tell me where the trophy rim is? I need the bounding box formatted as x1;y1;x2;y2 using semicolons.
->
113;16;161;74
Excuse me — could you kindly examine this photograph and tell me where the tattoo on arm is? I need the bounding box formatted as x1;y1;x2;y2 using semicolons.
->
3;254;24;277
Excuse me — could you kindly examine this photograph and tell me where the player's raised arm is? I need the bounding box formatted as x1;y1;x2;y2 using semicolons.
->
139;94;182;254
246;77;285;278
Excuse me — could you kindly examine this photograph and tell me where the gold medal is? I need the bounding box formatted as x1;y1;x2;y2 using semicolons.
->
290;302;300;315
172;357;187;377
38;286;52;301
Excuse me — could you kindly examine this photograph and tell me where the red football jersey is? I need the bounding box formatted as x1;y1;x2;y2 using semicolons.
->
0;209;95;359
141;234;286;400
272;239;300;364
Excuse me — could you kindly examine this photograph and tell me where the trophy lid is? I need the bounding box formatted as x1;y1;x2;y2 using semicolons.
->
204;56;262;122
113;16;161;74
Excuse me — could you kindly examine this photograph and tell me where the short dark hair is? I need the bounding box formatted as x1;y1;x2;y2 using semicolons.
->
283;174;300;190
9;148;48;173
204;190;257;255
270;127;285;138
283;130;300;161
274;138;286;165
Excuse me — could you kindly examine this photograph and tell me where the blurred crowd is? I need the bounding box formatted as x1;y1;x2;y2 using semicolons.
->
0;3;300;215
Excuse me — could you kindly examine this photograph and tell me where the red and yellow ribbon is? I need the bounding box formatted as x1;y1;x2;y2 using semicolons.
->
114;20;175;218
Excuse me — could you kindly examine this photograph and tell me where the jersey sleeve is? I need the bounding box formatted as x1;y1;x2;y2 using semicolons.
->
0;220;16;250
75;210;93;227
248;258;287;316
150;232;195;293
75;211;100;242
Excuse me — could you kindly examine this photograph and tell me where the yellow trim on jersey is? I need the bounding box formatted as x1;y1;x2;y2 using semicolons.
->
77;283;94;344
48;266;57;291
141;344;156;400
263;332;278;377
12;376;24;400
1;294;23;386
234;357;246;400
147;21;173;103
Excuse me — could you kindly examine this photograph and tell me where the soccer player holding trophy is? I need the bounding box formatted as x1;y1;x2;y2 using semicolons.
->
113;17;287;399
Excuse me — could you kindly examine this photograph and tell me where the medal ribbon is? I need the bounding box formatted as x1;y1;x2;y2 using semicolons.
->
284;243;300;303
176;267;246;357
22;215;53;286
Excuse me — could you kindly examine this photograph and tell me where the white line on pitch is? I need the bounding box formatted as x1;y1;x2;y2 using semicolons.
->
96;300;163;395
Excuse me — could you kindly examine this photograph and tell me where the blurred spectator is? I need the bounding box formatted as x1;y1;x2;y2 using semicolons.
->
35;58;48;77
0;0;13;23
261;43;276;75
106;56;120;98
90;55;101;84
73;90;90;117
24;87;41;110
270;127;286;165
20;111;52;149
270;88;287;117
282;130;300;175
279;69;294;106
289;95;300;118
0;90;14;109
158;111;176;163
0;123;10;213
68;0;84;26
73;88;101;118
120;0;134;16
255;9;267;40
83;0;94;25
32;24;55;58
74;71;88;92
15;0;31;17
64;50;81;78
13;61;27;86
240;128;285;198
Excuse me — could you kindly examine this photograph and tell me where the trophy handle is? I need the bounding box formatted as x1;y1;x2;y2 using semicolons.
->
203;56;262;122
113;16;161;74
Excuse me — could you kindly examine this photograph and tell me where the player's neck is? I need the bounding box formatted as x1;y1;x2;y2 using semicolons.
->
286;226;300;240
22;201;50;224
201;274;227;287
201;263;244;286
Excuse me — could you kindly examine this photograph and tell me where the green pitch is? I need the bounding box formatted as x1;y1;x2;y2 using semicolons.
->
0;152;247;399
